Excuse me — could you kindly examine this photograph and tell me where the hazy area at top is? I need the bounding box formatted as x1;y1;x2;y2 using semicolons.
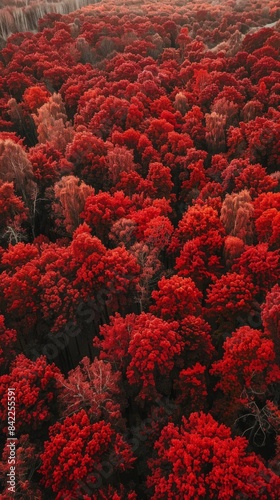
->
0;0;100;41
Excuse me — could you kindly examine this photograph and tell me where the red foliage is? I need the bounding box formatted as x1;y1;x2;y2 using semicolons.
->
180;159;208;204
99;245;140;312
253;192;280;220
95;312;180;402
147;412;280;499
170;204;225;253
39;410;135;498
175;363;208;414
162;131;194;158
205;272;256;325
146;118;174;149
39;250;83;332
1;242;39;271
89;486;137;500
65;130;108;187
94;313;135;371
4;71;33;100
179;315;215;367
81;190;133;242
39;228;138;331
233;164;278;198
210;326;279;397
232;243;279;295
181;105;205;145
125;313;181;401
58;357;124;427
0;1;279;495
0;257;41;334
146;162;173;199
150;275;202;320
175;235;223;288
28;143;73;189
223;235;245;268
255;208;280;249
228;117;280;170
143;215;174;251
0;355;61;435
88;96;131;139
242;28;276;54
23;85;50;113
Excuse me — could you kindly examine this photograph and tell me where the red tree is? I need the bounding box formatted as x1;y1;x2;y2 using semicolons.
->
65;130;108;188
175;236;223;289
81;190;133;242
58;357;124;428
0;257;41;335
150;275;202;320
95;312;181;402
39;410;135;498
28;143;72;190
179;315;215;368
23;85;50;113
147;412;280;499
205;272;257;330
255;208;280;249
253;192;280;220
126;313;181;402
143;215;174;252
233;164;278;198
210;326;279;399
170;204;225;253
146;162;174;199
98;245;140;313
232;243;279;296
223;235;245;268
174;363;208;415
0;355;61;436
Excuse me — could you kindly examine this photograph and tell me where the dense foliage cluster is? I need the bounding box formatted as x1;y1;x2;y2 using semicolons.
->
0;0;280;497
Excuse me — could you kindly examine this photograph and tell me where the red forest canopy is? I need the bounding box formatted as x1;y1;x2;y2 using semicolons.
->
0;0;280;498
